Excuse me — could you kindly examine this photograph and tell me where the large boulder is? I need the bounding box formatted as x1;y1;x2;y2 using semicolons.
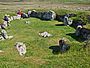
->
41;10;56;20
56;13;76;22
36;12;43;19
63;15;73;26
30;10;38;17
56;14;65;22
30;10;56;20
0;29;13;40
59;39;70;53
15;42;26;56
70;20;85;29
21;13;28;18
75;26;90;40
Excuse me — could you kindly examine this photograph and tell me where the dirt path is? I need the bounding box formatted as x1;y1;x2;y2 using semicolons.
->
0;2;90;11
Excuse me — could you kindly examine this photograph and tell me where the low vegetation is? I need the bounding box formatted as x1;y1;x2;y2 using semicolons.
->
0;9;90;68
0;0;90;67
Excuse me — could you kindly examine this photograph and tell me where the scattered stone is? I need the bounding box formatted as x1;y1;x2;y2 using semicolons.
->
39;31;52;38
0;29;13;40
25;21;31;24
15;42;26;56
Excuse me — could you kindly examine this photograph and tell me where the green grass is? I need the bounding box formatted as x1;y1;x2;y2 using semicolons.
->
0;10;90;68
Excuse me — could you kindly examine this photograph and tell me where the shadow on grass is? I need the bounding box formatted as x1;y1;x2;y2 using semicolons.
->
49;45;70;55
55;24;64;26
66;33;85;42
49;45;60;55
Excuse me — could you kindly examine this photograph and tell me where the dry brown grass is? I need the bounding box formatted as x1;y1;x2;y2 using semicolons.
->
0;2;90;12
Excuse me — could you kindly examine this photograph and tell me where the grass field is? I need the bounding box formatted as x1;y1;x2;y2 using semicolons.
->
0;0;90;68
0;11;90;68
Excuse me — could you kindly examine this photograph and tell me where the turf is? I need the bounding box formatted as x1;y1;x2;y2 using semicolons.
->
0;10;90;68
